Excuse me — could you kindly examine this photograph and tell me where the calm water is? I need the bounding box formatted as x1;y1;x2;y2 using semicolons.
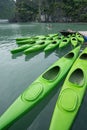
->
0;22;87;130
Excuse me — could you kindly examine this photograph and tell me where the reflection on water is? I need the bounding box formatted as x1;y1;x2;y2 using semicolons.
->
0;23;87;130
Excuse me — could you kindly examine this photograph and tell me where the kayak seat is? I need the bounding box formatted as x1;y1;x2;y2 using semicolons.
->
69;68;84;86
80;53;87;60
64;52;74;58
58;88;78;112
42;66;60;80
22;82;43;101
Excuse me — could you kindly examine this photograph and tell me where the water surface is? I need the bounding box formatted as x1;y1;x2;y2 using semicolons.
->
0;22;87;130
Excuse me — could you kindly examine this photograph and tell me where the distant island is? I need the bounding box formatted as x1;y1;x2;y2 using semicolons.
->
0;0;87;23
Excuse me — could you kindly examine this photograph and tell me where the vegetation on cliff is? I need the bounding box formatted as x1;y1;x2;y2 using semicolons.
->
15;0;87;22
0;0;87;22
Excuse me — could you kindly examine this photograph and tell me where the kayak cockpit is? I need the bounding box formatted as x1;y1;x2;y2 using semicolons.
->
58;37;62;40
42;66;60;80
39;42;45;45
80;53;87;60
64;52;74;58
63;39;68;42
72;38;76;41
52;41;57;44
69;68;84;86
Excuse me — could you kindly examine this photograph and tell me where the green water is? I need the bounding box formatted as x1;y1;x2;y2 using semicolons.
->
0;22;87;130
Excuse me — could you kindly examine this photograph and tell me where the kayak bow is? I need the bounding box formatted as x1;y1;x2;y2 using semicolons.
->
71;36;78;47
76;33;84;44
11;44;35;54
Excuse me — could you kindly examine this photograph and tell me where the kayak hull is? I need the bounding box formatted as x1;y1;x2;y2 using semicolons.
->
0;46;80;130
49;47;87;130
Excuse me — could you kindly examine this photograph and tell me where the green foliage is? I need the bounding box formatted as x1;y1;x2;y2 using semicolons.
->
15;0;87;22
62;0;87;22
80;14;87;22
16;0;38;22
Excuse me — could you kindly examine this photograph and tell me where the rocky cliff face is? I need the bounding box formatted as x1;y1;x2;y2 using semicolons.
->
0;0;15;19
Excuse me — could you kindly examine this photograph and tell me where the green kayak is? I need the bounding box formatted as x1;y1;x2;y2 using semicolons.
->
24;40;52;55
44;40;59;52
16;38;35;45
40;34;59;40
33;34;59;41
16;35;46;45
11;39;45;54
0;46;80;130
59;37;70;48
46;37;54;40
76;33;84;44
16;37;30;42
11;44;34;54
71;36;78;47
33;35;46;40
16;35;45;42
52;36;59;40
16;34;58;44
44;36;63;52
49;47;87;130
